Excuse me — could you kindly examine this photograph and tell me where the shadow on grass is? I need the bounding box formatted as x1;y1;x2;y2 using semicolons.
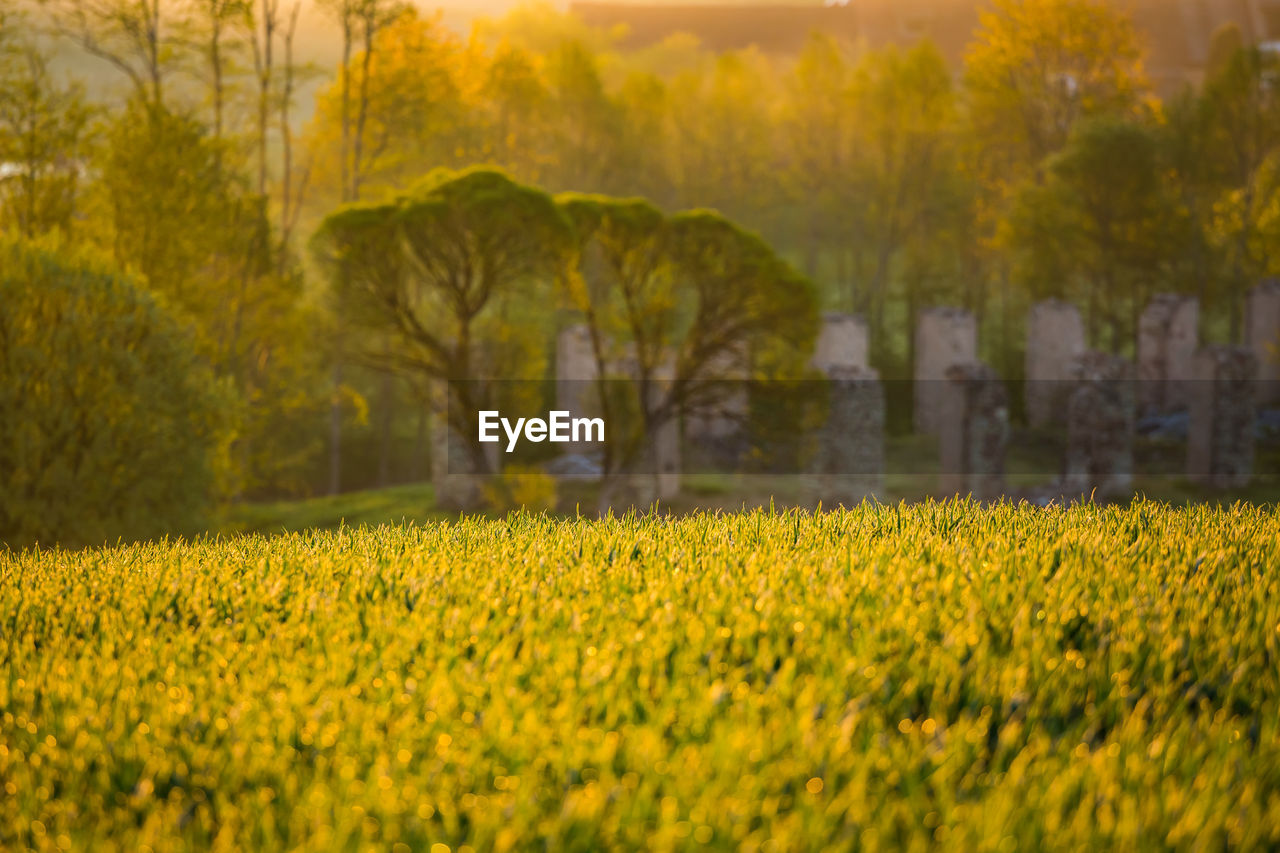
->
217;483;450;536
214;432;1278;536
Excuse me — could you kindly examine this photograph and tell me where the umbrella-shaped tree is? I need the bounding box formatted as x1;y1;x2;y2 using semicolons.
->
313;167;572;507
558;194;819;505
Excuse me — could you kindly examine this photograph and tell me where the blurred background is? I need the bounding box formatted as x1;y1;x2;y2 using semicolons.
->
2;0;1279;547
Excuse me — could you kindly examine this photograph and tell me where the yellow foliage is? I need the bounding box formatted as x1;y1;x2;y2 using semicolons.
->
482;463;558;512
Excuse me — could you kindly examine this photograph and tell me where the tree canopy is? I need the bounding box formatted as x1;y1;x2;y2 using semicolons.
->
314;167;571;493
0;236;234;548
558;193;819;493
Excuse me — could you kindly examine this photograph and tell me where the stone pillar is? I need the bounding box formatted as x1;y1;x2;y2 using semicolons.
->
684;344;749;457
1062;351;1135;497
649;359;681;501
556;324;599;455
915;307;978;434
938;363;1007;500
811;312;869;374
1187;346;1257;489
1025;298;1086;427
430;400;499;512
1245;279;1280;406
1138;294;1198;415
613;357;681;505
811;366;884;505
563;333;681;506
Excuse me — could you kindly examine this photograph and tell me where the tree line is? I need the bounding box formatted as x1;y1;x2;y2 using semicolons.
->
298;1;1280;369
313;167;817;508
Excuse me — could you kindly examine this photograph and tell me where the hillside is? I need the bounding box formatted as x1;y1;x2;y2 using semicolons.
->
3;503;1278;849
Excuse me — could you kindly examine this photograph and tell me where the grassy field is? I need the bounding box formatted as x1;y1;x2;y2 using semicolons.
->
3;502;1279;850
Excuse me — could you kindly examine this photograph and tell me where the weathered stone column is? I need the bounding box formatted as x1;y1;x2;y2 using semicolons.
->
915;307;977;434
811;312;869;374
650;359;681;501
810;366;884;505
1025;298;1086;427
1138;294;1198;414
684;344;749;456
617;358;681;505
1245;279;1280;406
430;402;499;511
556;324;599;454
938;363;1007;500
1187;346;1257;489
1062;351;1135;497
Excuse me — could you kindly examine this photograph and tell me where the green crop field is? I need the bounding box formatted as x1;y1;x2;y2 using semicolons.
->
3;501;1279;851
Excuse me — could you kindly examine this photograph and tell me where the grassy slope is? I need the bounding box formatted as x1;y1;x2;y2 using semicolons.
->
3;503;1279;850
220;432;1280;537
222;483;447;535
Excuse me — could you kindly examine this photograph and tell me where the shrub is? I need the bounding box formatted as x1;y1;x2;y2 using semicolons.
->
0;236;234;548
482;463;558;513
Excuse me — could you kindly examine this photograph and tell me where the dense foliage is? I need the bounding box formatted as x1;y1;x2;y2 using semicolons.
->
298;1;1280;366
0;237;233;548
1;13;328;499
313;167;569;393
3;502;1278;849
6;1;1280;495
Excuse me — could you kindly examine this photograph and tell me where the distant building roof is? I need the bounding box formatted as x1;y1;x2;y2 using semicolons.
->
572;0;1280;94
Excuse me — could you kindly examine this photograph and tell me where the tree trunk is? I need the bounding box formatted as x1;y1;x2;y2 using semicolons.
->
905;270;918;382
255;0;276;197
412;403;426;481
351;6;381;202
1230;185;1255;345
209;3;223;163
278;1;302;267
338;13;353;203
869;242;893;366
377;367;394;487
999;266;1012;377
329;6;355;496
1086;276;1098;351
328;361;343;495
836;246;850;311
